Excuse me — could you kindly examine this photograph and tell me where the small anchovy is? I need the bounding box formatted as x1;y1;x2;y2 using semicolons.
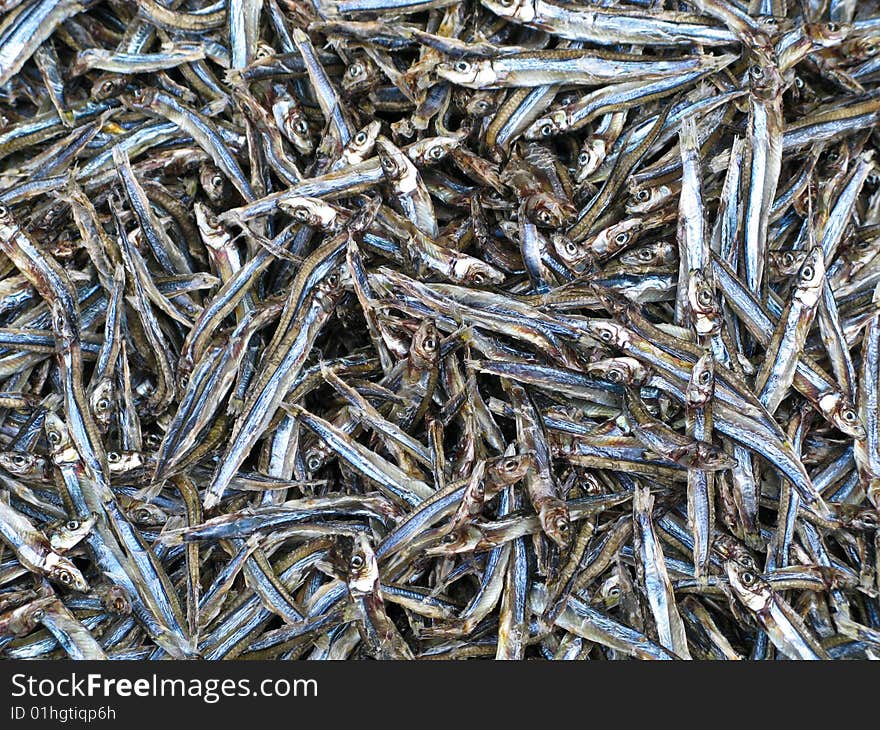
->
0;498;89;591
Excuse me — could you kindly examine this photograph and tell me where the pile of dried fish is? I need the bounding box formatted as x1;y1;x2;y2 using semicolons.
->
0;0;880;661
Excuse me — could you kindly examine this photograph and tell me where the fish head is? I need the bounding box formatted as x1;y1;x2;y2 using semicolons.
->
375;135;417;188
281;196;341;231
409;319;440;368
436;59;496;88
550;233;593;270
582;319;629;349
768;249;807;280
48;513;97;553
342;58;377;96
526;110;568;141
575;138;607;180
525;192;575;229
462;90;501;118
0;450;46;479
198;163;229;205
686;269;721;336
274;100;313;155
725;560;772;613
102;585;132;615
344;120;381;162
588;218;643;259
747;54;782;99
49;298;79;343
91;74;127;101
806;21;852;47
685;352;715;407
822;393;865;439
89;377;116;433
44;412;76;463
0;597;57;637
587;357;649;386
538;500;572;549
333;533;379;596
423;525;483;556
125;499;168;526
487;451;534;490
626;184;673;214
407;136;462;166
619;241;675;268
45;553;90;593
451;257;506;286
691;442;737;471
794;245;826;303
481;0;536;21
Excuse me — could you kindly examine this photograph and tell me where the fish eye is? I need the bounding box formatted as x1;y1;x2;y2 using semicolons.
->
499;0;515;6
474;100;488;111
599;328;614;343
354;131;367;145
47;430;61;445
636;189;650;202
794;76;804;88
422;335;438;351
108;452;120;463
135;508;152;521
349;554;365;570
866;43;877;54
541;124;553;137
503;458;519;471
429;144;445;160
608;586;620;597
637;248;653;261
12;454;26;466
57;570;73;585
326;272;340;288
564;241;579;256
699;370;711;384
66;520;79;531
293;207;311;221
827;22;838;32
698;289;712;306
782;252;794;266
607;370;622;383
97;398;110;411
843;409;857;422
348;63;363;77
454;61;470;73
578;152;590;165
32;608;45;620
614;232;629;245
801;265;814;280
0;205;9;218
750;65;764;78
211;174;224;188
555;517;569;533
307;454;322;471
741;570;756;586
739;554;756;569
537;210;553;224
471;271;486;284
442;532;458;544
295;119;309;134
